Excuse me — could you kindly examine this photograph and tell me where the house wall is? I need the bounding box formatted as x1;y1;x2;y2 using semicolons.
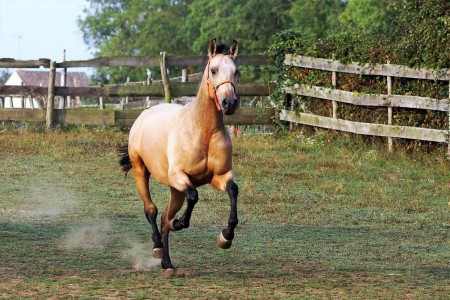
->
5;72;23;86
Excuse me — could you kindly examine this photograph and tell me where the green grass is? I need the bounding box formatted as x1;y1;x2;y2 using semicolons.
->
0;127;449;299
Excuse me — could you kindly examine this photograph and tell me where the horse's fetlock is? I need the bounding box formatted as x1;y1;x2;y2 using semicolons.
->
229;218;238;228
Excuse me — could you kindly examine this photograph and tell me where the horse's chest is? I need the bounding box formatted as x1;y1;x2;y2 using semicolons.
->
183;146;228;184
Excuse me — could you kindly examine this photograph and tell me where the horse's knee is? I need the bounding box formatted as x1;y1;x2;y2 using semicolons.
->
226;181;238;198
184;186;198;204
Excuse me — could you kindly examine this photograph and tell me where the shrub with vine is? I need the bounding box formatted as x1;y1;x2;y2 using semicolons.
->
268;0;449;150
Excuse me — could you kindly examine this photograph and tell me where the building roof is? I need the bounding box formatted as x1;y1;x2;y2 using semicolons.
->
14;70;90;87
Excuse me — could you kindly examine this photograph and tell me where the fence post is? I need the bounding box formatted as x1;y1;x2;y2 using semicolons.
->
46;60;56;129
387;60;393;153
146;69;152;108
160;52;171;103
182;68;188;83
332;54;338;119
59;49;67;110
125;77;130;104
447;81;450;158
99;82;105;109
0;97;3;108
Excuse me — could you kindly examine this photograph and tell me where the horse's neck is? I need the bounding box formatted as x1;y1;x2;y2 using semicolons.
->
189;78;224;134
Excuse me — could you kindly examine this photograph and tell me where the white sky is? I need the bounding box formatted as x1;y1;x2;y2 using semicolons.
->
0;0;91;61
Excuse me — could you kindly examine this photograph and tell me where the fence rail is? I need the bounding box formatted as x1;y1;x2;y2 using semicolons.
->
0;55;269;69
0;107;273;127
284;54;450;81
282;54;450;155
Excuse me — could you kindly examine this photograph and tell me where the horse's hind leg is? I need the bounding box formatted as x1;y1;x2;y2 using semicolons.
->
131;156;163;258
160;187;185;271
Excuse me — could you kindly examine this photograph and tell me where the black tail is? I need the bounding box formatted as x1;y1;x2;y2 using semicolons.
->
117;144;132;178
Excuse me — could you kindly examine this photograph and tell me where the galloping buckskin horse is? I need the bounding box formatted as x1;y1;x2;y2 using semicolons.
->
118;39;240;276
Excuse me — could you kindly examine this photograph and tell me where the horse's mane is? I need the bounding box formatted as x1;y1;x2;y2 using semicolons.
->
216;44;230;55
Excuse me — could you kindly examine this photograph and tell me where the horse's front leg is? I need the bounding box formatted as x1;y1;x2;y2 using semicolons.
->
171;186;198;231
212;174;239;249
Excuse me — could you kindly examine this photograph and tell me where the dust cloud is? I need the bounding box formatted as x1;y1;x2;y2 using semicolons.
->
122;243;161;270
62;221;112;250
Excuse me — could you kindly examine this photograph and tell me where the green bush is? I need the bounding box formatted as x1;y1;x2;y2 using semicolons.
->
268;1;449;148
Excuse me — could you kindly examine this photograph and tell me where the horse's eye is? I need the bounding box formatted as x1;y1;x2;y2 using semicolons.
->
211;69;217;75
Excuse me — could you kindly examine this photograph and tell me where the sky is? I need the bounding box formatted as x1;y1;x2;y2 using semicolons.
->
0;0;92;62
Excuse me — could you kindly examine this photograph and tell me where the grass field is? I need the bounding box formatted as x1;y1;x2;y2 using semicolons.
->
1;125;449;299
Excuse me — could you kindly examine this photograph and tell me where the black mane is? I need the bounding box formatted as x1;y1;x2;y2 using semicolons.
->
216;44;230;55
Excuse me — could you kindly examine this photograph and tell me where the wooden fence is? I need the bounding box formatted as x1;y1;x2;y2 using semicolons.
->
281;54;450;155
0;54;275;127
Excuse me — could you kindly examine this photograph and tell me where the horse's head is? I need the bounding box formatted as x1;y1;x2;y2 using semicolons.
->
207;39;239;115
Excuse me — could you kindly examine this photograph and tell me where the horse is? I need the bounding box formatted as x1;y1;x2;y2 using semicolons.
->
117;39;240;276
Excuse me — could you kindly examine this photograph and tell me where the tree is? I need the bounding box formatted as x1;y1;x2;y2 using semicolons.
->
79;0;294;83
289;0;345;40
338;0;393;34
0;69;12;85
78;0;192;83
179;0;292;55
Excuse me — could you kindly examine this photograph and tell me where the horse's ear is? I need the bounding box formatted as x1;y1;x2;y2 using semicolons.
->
208;38;217;58
229;40;238;59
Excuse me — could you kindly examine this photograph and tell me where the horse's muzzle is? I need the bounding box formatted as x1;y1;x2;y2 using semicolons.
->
222;98;238;115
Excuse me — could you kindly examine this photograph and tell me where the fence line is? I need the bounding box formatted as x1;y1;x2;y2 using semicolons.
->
0;54;274;127
282;54;450;156
0;107;273;127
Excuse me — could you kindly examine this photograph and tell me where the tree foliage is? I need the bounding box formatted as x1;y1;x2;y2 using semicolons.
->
79;0;448;84
0;69;12;85
289;0;345;40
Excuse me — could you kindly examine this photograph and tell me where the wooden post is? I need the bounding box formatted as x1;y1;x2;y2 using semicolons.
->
46;60;56;129
387;60;393;153
182;68;188;83
332;54;338;119
160;52;171;103
447;81;450;158
146;69;152;108
0;97;3;108
125;77;130;103
59;49;67;110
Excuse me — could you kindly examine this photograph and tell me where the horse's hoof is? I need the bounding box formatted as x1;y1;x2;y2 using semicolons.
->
217;231;232;249
152;248;163;259
163;268;177;278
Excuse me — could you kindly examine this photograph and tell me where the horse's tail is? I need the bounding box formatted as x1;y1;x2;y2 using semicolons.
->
117;144;132;178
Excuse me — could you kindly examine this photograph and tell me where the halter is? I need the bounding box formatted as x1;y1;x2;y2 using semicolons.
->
206;59;237;111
